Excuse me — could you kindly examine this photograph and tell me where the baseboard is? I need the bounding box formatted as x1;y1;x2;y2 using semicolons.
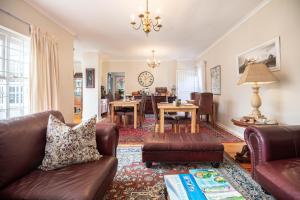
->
216;122;244;141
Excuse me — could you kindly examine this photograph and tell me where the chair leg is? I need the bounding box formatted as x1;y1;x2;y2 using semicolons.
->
139;116;142;128
114;115;119;124
122;115;126;126
211;114;216;127
155;123;159;133
196;123;199;133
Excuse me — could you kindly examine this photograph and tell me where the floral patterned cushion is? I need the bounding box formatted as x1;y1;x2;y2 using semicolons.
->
39;115;102;171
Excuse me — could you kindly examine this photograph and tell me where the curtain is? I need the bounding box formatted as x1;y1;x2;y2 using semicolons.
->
196;60;207;92
30;26;59;113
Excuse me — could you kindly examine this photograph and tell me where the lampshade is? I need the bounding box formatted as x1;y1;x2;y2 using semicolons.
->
238;63;278;85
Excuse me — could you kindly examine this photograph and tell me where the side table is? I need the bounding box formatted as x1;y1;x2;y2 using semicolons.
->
231;118;278;163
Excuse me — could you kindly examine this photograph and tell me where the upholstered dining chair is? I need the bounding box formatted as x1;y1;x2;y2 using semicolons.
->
176;92;215;133
151;94;177;133
175;92;200;132
124;94;147;127
197;92;215;128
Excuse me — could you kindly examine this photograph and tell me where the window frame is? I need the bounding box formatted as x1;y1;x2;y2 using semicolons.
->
0;25;30;120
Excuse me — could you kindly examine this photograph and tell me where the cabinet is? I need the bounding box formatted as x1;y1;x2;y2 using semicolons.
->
74;73;83;122
100;99;108;114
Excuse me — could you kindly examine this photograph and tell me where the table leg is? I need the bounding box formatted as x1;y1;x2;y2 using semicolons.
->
191;109;196;133
110;105;115;123
160;108;165;133
134;105;137;129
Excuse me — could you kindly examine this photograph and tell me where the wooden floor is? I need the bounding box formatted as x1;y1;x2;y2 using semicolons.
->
223;142;252;173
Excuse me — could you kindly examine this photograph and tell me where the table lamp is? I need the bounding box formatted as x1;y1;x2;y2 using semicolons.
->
238;62;278;119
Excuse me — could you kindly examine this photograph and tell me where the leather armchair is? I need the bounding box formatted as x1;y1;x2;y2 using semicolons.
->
0;111;119;200
245;125;300;200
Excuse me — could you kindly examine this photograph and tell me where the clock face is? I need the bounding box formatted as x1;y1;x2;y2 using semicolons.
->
138;71;154;87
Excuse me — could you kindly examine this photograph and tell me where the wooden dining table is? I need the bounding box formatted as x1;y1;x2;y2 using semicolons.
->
109;100;141;129
157;103;199;134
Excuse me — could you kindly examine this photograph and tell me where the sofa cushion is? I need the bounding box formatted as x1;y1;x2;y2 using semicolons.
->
39;115;101;171
256;158;300;200
0;111;64;188
0;156;117;200
143;132;224;151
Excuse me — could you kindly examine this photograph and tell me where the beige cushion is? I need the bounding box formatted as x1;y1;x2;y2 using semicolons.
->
39;115;101;171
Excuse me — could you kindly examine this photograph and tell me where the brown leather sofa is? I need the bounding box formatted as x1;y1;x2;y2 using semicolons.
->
0;111;119;200
245;125;300;200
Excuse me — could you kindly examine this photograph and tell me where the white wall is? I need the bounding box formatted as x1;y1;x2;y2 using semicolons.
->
102;60;177;95
197;0;300;137
0;0;74;122
81;52;102;120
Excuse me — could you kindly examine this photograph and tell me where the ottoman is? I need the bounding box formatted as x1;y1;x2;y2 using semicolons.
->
142;132;224;168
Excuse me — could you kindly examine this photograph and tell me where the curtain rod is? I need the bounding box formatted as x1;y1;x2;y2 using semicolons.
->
0;8;31;31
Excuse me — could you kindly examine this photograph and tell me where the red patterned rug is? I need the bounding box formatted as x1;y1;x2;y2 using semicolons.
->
102;117;242;145
103;147;271;200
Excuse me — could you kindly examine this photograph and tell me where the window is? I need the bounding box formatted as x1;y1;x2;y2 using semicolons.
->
0;27;30;120
176;69;198;101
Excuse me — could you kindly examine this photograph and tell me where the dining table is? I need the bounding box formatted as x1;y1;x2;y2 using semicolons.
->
109;99;141;129
157;103;199;134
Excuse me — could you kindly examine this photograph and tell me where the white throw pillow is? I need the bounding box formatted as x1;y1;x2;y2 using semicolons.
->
39;114;102;171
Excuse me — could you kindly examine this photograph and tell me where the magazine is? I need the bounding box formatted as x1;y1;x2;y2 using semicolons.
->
189;169;244;200
164;169;244;200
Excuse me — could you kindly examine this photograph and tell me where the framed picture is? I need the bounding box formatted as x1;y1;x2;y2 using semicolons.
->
115;76;125;90
86;68;95;88
210;65;221;95
237;36;281;75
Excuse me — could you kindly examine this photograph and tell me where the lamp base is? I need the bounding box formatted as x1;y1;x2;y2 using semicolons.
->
250;83;266;120
249;112;266;120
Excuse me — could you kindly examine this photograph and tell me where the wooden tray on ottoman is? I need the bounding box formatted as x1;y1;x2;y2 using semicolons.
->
142;132;224;168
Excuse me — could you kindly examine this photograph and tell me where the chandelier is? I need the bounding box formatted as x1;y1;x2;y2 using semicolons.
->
130;0;162;35
147;50;160;68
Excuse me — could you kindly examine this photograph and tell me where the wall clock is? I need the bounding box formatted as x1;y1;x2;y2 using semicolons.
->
138;71;154;87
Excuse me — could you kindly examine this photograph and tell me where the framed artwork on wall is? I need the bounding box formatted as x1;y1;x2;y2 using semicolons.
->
237;36;281;75
86;68;95;88
210;65;221;95
115;76;125;90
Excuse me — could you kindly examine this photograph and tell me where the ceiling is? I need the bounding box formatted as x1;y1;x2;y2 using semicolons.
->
26;0;264;60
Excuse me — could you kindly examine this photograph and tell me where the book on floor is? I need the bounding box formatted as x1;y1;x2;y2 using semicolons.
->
164;169;245;200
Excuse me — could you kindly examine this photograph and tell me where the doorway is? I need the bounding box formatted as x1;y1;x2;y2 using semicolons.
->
107;72;125;100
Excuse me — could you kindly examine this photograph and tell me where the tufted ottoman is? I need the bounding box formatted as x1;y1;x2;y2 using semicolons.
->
142;132;224;168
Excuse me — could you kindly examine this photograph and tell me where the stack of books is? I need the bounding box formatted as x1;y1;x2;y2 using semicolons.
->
164;169;244;200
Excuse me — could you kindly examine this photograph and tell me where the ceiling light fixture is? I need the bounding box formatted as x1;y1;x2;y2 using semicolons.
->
147;50;160;68
130;0;162;36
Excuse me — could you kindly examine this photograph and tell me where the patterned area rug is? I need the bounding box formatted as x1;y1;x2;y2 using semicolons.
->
102;116;243;145
104;147;273;200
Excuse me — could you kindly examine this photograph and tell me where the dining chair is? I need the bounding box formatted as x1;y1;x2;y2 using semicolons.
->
151;94;177;133
124;94;147;127
177;92;215;133
198;93;214;122
174;92;200;132
107;91;121;123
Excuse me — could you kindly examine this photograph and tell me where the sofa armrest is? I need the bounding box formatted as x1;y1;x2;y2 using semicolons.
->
95;122;119;157
244;125;300;178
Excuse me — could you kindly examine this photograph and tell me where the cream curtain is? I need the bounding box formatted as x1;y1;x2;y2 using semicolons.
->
196;60;207;92
30;26;59;113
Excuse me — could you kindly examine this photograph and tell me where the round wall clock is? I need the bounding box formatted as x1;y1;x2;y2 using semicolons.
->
138;71;154;87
